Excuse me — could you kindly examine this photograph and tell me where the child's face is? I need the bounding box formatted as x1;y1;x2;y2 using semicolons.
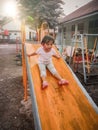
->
43;41;53;51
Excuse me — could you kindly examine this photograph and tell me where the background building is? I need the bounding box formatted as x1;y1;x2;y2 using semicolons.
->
58;0;98;49
0;19;36;43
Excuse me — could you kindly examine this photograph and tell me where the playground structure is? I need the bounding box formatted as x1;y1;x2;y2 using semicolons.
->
21;21;98;130
15;37;22;66
36;22;49;42
69;34;98;84
24;43;98;130
37;21;56;42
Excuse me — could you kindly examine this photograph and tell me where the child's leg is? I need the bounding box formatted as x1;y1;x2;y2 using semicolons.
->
47;62;69;85
38;63;48;88
47;62;62;80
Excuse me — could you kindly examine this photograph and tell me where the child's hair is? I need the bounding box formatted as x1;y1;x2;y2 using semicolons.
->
41;35;54;45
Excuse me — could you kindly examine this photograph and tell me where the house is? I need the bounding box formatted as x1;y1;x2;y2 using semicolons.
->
58;0;98;49
0;19;36;43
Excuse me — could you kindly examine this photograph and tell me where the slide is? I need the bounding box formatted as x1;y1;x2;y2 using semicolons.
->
25;43;98;130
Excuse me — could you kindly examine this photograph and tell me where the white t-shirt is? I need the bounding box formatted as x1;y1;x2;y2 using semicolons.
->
36;47;56;64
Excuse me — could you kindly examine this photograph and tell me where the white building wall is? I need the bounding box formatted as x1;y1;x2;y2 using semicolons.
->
25;26;36;40
3;20;21;30
2;20;36;41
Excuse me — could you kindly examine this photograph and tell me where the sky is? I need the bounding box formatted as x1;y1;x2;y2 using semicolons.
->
62;0;92;15
0;0;93;17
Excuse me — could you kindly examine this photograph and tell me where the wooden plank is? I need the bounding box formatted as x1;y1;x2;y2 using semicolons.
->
26;43;98;130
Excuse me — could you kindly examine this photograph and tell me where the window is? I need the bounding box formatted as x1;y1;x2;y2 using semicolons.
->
95;20;98;27
71;25;75;31
63;27;66;39
78;23;84;34
88;19;98;48
89;19;98;33
58;28;62;33
89;21;94;28
71;25;75;37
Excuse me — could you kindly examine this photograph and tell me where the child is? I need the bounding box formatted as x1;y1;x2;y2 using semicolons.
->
28;35;69;89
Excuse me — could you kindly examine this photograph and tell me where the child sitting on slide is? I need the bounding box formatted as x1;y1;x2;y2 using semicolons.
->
27;35;69;89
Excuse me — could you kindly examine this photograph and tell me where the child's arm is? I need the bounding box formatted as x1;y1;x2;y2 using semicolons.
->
53;54;61;59
27;52;37;57
52;48;61;59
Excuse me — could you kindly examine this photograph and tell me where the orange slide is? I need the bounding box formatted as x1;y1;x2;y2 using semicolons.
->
25;43;98;130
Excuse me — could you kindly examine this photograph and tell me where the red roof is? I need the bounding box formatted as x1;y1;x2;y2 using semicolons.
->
60;0;98;23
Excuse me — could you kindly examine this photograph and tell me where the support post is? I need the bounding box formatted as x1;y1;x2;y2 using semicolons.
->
21;19;28;101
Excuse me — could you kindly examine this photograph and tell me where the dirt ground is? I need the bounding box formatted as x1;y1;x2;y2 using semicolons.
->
0;44;35;130
0;43;98;130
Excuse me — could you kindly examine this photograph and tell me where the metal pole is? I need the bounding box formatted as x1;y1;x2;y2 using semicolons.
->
81;34;87;83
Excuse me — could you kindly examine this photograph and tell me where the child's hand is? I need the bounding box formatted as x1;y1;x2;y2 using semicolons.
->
27;52;37;57
53;54;61;59
56;54;61;59
27;54;31;57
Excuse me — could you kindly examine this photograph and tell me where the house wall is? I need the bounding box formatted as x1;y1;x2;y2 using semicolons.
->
58;14;98;49
25;26;36;41
2;20;36;43
3;20;21;41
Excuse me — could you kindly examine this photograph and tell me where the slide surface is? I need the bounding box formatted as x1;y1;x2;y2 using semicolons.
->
25;43;98;130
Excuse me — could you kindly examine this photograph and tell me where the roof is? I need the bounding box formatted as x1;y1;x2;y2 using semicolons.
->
60;0;98;23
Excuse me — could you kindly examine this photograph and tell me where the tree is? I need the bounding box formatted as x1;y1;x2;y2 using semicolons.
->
18;0;65;30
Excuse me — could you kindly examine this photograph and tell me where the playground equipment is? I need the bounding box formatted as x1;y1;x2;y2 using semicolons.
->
21;22;98;130
37;22;49;42
24;43;98;130
21;19;28;101
15;37;22;65
16;37;21;53
37;21;55;42
40;22;49;41
70;34;98;84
